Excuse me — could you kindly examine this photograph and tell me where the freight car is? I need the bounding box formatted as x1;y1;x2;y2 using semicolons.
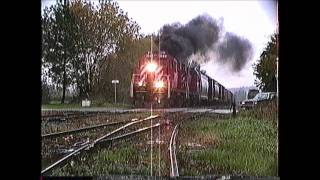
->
130;51;233;108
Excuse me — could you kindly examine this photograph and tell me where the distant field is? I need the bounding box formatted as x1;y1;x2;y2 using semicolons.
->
178;103;278;176
42;101;132;109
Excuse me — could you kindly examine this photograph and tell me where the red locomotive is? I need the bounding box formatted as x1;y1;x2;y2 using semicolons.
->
130;51;233;107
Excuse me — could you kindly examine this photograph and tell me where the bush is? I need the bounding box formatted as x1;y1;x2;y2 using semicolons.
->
239;101;278;127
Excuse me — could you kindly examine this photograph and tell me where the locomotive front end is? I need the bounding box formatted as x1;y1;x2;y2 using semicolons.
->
131;52;169;106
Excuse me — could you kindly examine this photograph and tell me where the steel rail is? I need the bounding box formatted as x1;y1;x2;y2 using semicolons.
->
102;123;161;142
42;112;100;121
41;114;160;175
42;120;130;138
169;124;179;177
93;115;159;144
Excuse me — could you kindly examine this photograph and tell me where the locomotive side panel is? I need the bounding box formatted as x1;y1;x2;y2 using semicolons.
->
131;51;233;107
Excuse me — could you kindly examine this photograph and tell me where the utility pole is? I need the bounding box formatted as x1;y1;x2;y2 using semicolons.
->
115;83;117;104
276;0;279;98
276;0;279;176
150;35;153;177
158;31;161;177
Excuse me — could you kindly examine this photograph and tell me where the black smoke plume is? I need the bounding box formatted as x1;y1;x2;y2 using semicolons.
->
158;14;221;62
157;14;253;72
217;32;253;72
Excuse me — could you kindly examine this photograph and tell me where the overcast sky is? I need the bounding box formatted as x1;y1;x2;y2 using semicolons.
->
41;0;277;89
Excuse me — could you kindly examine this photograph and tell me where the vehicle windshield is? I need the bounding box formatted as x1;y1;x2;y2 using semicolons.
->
247;90;259;99
252;93;269;101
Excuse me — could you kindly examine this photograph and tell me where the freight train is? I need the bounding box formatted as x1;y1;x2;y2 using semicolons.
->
130;51;233;107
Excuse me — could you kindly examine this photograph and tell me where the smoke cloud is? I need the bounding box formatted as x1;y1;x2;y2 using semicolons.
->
217;32;253;72
157;14;253;72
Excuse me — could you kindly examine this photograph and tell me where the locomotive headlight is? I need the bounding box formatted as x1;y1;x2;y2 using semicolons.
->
154;81;164;88
138;81;143;86
146;62;157;72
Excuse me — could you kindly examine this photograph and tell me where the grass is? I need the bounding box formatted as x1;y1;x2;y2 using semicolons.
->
178;102;278;176
238;101;278;127
51;145;147;176
42;103;81;109
49;139;166;176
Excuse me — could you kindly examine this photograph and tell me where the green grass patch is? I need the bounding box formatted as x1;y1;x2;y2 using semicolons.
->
179;108;278;176
91;101;133;109
48;133;167;176
42;103;81;109
238;101;278;127
50;145;150;176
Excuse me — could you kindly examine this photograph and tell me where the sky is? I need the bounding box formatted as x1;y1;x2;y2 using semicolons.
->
41;0;277;89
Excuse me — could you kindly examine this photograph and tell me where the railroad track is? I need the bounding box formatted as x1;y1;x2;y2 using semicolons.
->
41;111;111;122
169;124;179;177
42;120;129;138
41;114;161;175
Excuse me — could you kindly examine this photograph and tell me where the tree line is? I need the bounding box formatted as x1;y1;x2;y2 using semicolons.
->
253;33;278;92
42;0;155;104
